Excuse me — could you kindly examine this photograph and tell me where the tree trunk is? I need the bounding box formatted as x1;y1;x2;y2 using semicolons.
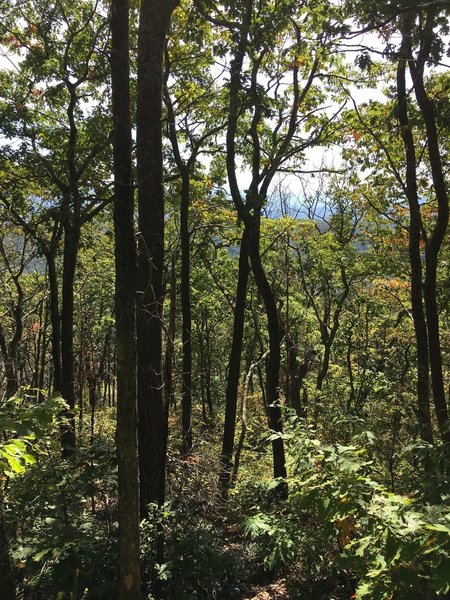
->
46;251;63;393
136;0;177;515
180;175;193;454
409;48;449;443
0;344;18;400
247;216;286;481
397;33;434;443
111;0;141;594
37;302;49;401
232;350;269;485
205;322;214;420
60;224;80;455
219;226;250;494
164;253;177;410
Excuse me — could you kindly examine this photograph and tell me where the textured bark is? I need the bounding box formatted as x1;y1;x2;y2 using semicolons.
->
180;175;193;454
136;0;177;514
397;39;433;443
60;224;80;454
111;0;141;595
219;226;250;493
221;0;292;484
247;215;286;480
408;21;449;443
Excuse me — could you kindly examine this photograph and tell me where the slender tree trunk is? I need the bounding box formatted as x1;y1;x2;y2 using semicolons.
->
136;0;177;515
198;326;207;423
32;300;44;390
164;253;177;410
409;51;449;443
111;0;141;594
0;295;23;400
0;331;18;399
87;369;96;444
219;226;250;493
205;324;214;419
180;175;193;454
60;224;80;455
285;335;304;416
38;302;49;401
232;349;269;485
46;251;62;393
316;342;331;394
247;216;286;481
397;37;434;443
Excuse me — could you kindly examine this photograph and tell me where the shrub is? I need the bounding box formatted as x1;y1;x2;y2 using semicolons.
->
244;419;450;599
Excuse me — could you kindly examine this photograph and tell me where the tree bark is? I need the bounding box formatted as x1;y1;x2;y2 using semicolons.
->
219;226;250;493
46;250;63;394
111;0;141;594
60;223;80;455
136;0;177;515
408;27;449;443
180;174;193;454
247;216;286;480
397;39;434;443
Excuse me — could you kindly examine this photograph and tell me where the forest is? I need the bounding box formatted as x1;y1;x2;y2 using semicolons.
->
0;0;449;598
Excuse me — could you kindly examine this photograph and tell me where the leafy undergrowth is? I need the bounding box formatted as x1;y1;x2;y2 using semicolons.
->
238;418;450;600
3;403;450;599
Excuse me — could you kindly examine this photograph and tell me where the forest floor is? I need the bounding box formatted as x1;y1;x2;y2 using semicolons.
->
246;581;289;599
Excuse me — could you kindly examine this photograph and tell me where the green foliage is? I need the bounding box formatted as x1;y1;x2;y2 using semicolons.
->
10;438;118;599
142;510;244;599
0;392;117;599
140;477;247;600
243;419;450;599
0;392;66;477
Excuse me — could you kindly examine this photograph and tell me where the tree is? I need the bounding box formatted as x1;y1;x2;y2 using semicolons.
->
0;231;28;399
201;0;343;489
136;0;178;515
111;0;141;594
164;6;226;451
344;2;450;443
0;0;112;454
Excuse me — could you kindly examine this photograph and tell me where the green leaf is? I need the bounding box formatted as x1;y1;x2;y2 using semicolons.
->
424;522;450;533
33;548;52;562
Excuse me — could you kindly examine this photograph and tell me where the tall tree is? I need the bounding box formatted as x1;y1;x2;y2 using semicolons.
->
199;0;342;486
164;11;225;452
347;1;450;443
111;0;141;595
0;0;112;454
136;0;178;515
405;7;450;444
396;16;434;443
